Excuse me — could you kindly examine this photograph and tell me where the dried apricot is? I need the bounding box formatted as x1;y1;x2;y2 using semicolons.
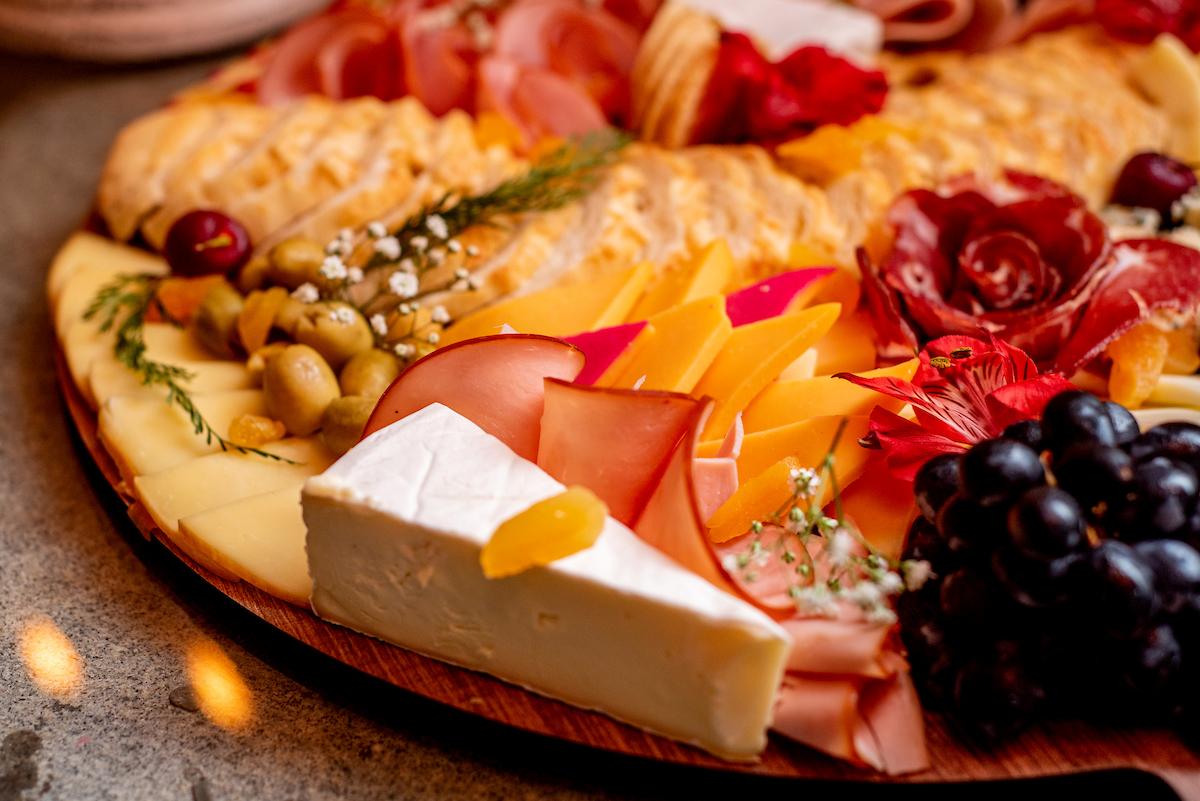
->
1107;323;1169;408
480;486;608;579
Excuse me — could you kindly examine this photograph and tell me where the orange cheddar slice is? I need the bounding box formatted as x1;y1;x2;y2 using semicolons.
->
838;463;919;563
607;296;732;393
442;262;655;345
743;358;919;433
627;240;734;320
812;310;878;375
737;415;871;485
695;303;841;441
594;322;656;387
708;457;801;543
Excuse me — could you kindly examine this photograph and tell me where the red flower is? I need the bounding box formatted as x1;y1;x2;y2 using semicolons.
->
836;335;1073;480
692;33;887;145
862;171;1200;374
1096;0;1191;47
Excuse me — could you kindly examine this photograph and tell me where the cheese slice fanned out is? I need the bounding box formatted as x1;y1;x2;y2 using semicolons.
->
304;403;790;759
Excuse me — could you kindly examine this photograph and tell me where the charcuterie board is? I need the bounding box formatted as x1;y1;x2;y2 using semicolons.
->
56;346;1200;796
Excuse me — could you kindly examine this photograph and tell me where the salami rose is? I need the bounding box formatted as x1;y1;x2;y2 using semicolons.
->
862;171;1200;374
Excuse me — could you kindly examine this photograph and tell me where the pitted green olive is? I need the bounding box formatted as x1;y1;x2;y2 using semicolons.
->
320;396;375;455
273;295;307;337
262;344;340;436
267;237;325;289
339;349;400;401
189;282;244;358
293;302;373;370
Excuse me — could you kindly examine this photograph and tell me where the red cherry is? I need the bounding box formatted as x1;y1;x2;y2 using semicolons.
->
1111;151;1198;221
164;210;252;276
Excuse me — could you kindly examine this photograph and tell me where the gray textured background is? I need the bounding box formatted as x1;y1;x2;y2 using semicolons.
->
0;51;1185;801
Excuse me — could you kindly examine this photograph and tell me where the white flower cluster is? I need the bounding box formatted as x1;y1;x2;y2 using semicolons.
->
388;271;419;299
291;283;319;304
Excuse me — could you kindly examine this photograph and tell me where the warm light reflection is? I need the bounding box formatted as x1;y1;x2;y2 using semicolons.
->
185;639;254;731
18;617;83;700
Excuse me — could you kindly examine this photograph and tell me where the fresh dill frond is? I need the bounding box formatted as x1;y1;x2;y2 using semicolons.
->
84;273;292;463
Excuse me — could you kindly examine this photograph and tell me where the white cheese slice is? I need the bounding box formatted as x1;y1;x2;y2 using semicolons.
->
304;403;790;759
89;357;255;407
47;231;166;315
99;389;267;482
679;0;883;65
178;485;312;606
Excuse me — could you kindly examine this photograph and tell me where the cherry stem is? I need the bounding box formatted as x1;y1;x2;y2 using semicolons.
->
193;233;233;252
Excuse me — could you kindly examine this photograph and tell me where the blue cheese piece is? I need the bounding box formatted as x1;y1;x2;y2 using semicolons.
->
303;403;790;760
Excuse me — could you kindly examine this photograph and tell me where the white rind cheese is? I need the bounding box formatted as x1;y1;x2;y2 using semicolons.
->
304;403;790;760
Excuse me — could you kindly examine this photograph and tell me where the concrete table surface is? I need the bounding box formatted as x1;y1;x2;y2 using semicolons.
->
0;51;1189;801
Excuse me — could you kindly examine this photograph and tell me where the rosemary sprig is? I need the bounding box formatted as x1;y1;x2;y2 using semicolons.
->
85;274;291;463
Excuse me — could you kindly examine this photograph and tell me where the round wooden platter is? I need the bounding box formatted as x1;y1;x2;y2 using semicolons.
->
55;349;1200;796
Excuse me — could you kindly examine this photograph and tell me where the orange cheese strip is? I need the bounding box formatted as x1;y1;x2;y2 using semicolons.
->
594;321;655;387
607;296;732;393
442;262;654;345
695;303;841;441
743;358;919;433
812;310;878;375
708;457;801;543
627;239;734;320
737;415;871;481
838;461;919;562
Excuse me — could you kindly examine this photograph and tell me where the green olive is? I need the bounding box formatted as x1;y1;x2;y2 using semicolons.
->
339;349;400;401
262;344;340;436
189;282;244;358
268;237;325;289
319;396;375;455
245;342;288;380
237;255;271;293
293;302;373;370
273;295;307;337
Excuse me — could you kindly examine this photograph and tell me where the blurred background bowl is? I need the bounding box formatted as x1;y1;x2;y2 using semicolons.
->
0;0;329;62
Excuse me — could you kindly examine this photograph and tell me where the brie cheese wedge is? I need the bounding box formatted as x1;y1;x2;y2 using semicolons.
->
680;0;883;65
303;403;790;759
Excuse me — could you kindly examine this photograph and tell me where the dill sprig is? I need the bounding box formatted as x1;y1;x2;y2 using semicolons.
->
84;274;291;463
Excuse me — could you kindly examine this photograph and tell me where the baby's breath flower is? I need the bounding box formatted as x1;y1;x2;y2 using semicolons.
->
825;528;853;569
427;331;441;345
878;571;905;595
369;314;389;337
844;581;884;610
337;227;354;243
865;604;898;626
466;244;480;257
346;266;364;285
426;214;449;240
431;305;451;324
791;585;837;618
410;235;429;252
388;271;419;299
428;249;445;266
393;342;416;359
467;276;481;290
902;559;933;591
320;255;348;281
330;306;356;325
397;302;413;315
451;278;469;292
374;236;402;260
366;221;387;239
291;283;319;304
398;257;416;274
325;239;347;256
447;239;463;254
454;267;470;280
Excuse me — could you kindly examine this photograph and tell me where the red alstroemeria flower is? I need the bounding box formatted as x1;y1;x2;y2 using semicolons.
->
862;170;1200;375
691;32;887;146
836;335;1073;480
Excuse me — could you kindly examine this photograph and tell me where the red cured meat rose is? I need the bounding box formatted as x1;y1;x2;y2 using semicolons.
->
861;171;1200;373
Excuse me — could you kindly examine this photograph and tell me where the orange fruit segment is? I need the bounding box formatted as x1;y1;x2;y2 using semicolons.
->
480;486;609;579
1107;323;1169;408
708;457;802;543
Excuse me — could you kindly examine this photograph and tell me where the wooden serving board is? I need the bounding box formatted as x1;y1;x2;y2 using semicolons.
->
55;350;1200;797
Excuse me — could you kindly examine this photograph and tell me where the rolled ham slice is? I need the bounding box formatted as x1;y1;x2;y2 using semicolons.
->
850;0;976;43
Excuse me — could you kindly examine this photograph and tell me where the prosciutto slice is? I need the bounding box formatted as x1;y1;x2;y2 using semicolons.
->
849;0;1092;49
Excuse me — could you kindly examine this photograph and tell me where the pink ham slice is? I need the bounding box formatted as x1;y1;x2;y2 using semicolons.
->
478;55;608;143
537;378;700;525
362;333;584;461
401;3;477;115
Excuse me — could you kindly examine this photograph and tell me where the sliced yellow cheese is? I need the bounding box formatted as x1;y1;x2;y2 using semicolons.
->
695;303;840;440
47;231;165;313
442;262;655;345
64;320;224;408
708;457;801;543
811;311;878;375
737;415;871;484
594;321;657;387
99;389;267;481
90;359;256;407
178;485;312;606
1131;34;1200;163
743;358;919;433
135;437;331;540
607;296;732;393
53;247;168;340
627;240;734;321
